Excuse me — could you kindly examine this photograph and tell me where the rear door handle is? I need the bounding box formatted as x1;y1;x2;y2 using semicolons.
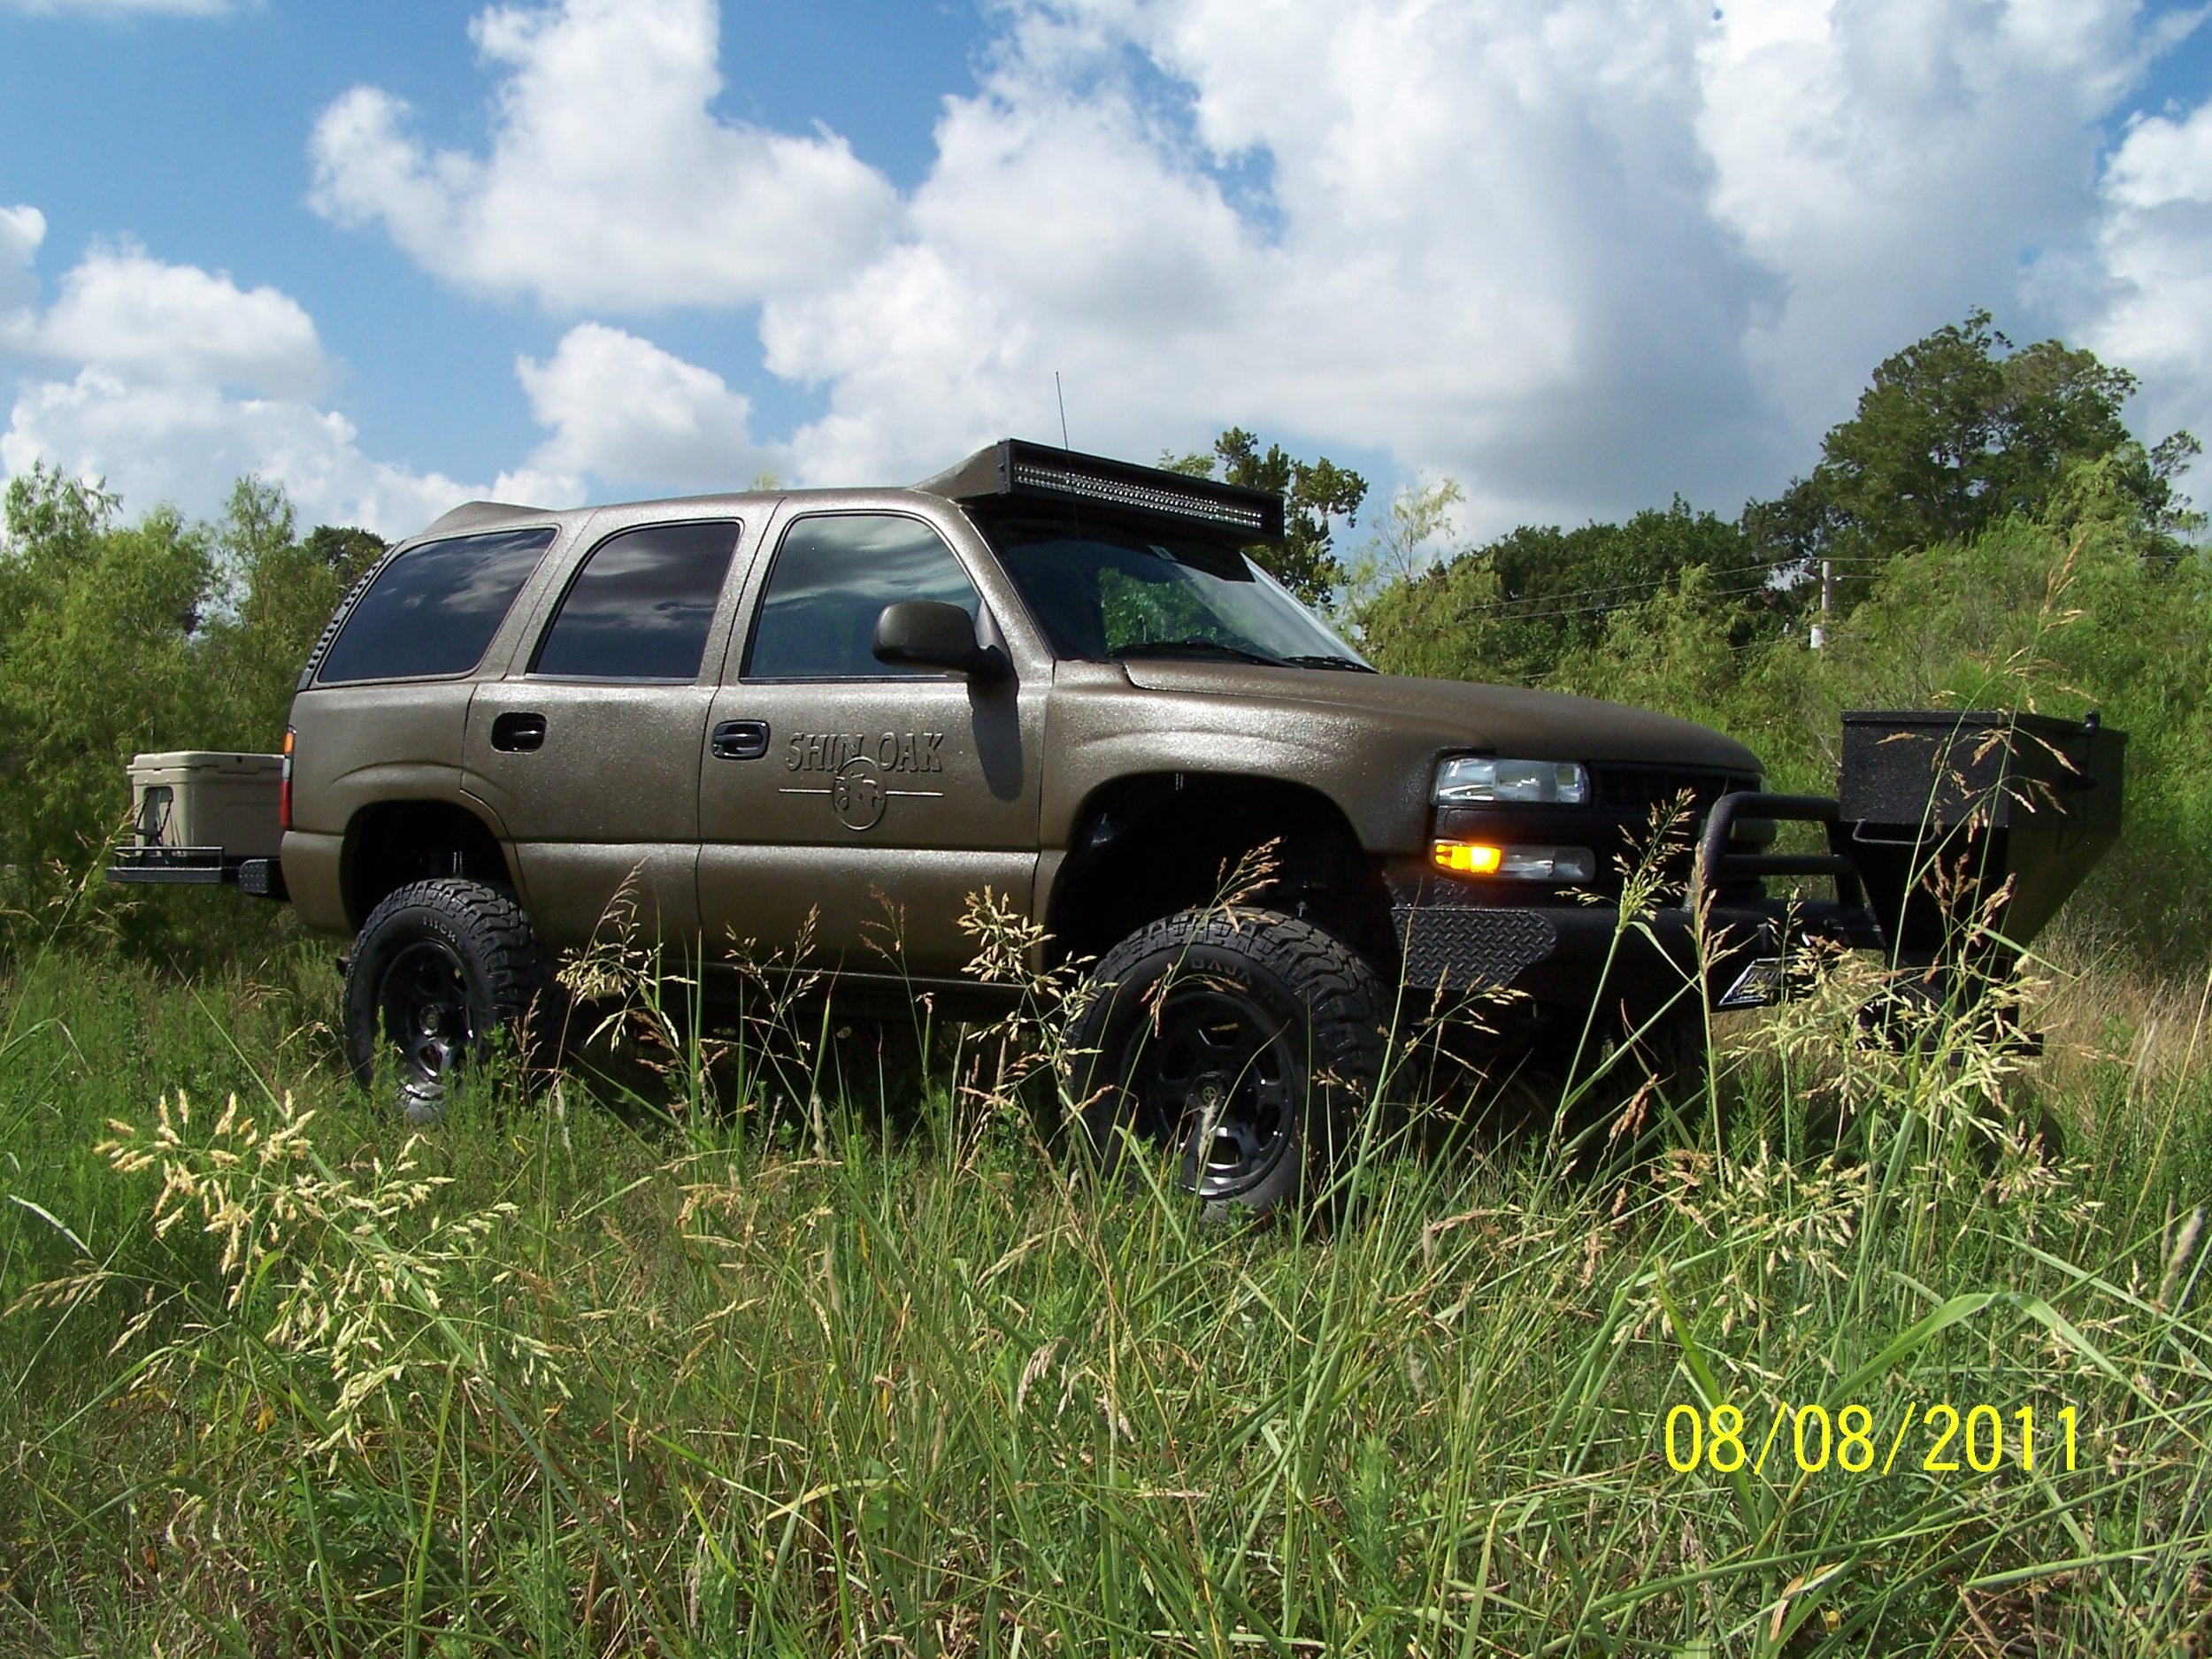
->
711;718;771;761
491;711;547;752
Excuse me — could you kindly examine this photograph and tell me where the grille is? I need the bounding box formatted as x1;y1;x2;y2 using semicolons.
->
1593;767;1756;818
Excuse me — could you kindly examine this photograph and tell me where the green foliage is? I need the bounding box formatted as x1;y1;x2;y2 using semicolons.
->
1163;426;1368;607
1748;310;2200;598
0;467;218;892
1363;313;2200;699
0;466;383;959
1358;495;1756;685
4;912;2209;1653
199;480;385;754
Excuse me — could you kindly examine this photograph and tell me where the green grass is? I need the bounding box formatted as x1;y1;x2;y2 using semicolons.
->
3;918;2210;1656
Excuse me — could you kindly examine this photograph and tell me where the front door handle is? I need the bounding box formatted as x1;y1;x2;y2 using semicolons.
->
491;711;547;752
711;718;770;761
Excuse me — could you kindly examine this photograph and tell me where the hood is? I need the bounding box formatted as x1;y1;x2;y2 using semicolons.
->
1116;661;1763;774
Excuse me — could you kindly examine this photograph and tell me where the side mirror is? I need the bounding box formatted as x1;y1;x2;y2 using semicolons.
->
872;600;1010;680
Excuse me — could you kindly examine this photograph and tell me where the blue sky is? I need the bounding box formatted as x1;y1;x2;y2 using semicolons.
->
0;0;2206;547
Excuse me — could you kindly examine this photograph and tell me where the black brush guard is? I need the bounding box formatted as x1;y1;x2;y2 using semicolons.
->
1687;710;2124;1007
1389;710;2124;1029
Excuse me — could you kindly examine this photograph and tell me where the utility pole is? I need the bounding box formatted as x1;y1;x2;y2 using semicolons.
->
1809;557;1832;649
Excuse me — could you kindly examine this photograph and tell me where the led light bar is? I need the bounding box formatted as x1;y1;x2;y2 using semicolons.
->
917;439;1287;545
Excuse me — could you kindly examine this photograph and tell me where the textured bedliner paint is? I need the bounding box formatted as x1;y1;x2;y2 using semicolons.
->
276;443;1775;1004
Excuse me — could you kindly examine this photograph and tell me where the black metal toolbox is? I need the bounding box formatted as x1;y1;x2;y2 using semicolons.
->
1833;710;2125;961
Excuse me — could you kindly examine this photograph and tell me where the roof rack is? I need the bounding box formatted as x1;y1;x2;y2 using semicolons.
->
916;439;1286;546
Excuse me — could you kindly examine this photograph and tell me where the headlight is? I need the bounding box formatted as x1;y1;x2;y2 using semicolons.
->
1434;757;1588;806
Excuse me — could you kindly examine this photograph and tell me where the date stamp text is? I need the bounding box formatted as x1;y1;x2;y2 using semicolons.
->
1662;1402;2079;1479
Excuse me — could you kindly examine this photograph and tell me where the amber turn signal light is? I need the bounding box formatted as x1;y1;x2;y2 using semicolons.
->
1432;840;1502;874
280;726;295;833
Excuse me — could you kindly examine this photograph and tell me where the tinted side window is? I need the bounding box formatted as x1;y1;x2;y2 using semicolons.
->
532;520;740;680
318;527;555;684
745;514;981;680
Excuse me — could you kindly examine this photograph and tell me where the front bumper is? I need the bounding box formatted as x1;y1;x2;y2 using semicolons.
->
1389;793;1886;1019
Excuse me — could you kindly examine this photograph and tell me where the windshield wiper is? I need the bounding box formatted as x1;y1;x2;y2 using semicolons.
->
1110;638;1286;667
1279;654;1377;672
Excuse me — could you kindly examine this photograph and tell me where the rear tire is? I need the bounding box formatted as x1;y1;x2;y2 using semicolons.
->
1065;907;1387;1214
342;878;540;1121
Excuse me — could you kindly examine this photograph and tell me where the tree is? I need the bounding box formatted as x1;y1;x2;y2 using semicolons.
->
1336;473;1467;634
1358;496;1754;686
0;466;219;894
0;462;117;558
303;524;388;588
199;480;381;750
1161;427;1368;607
1748;310;2199;586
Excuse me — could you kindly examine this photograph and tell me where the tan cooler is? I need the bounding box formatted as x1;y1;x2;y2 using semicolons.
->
128;751;284;857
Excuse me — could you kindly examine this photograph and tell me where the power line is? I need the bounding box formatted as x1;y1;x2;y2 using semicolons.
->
1408;555;1888;618
1451;576;1798;626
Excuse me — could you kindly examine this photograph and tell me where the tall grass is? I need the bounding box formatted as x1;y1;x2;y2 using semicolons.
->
3;904;2210;1655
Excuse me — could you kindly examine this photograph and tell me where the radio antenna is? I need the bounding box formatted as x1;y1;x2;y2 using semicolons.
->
1055;372;1071;450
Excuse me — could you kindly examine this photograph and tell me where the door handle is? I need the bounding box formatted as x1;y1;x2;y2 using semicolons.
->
491;711;547;752
711;718;770;760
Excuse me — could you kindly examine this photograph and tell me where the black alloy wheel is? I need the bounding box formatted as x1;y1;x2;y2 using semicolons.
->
1120;979;1303;1199
342;877;541;1121
1068;906;1387;1214
376;938;477;1087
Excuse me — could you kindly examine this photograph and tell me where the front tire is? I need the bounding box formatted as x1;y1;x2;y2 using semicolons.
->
1065;907;1387;1214
342;878;540;1119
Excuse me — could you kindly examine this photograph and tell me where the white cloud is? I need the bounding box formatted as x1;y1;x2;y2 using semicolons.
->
759;75;1294;488
513;321;774;497
1;367;502;534
307;0;898;310
0;232;509;534
749;0;2200;530
0;204;42;315
2081;95;2212;463
1694;0;2151;443
768;0;1785;521
19;2;2202;541
21;245;326;396
0;227;769;534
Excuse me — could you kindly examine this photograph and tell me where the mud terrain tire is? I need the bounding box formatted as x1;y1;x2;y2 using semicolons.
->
1066;906;1388;1214
342;878;540;1120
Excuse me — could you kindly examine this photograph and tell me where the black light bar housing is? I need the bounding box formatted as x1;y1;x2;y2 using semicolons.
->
916;439;1286;547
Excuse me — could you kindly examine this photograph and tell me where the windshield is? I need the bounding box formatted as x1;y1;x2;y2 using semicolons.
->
980;518;1372;670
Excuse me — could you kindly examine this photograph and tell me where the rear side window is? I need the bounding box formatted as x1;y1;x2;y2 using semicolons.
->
531;520;740;680
317;527;555;684
745;513;980;680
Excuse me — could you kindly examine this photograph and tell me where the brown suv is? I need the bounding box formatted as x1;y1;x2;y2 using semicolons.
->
114;441;2124;1209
